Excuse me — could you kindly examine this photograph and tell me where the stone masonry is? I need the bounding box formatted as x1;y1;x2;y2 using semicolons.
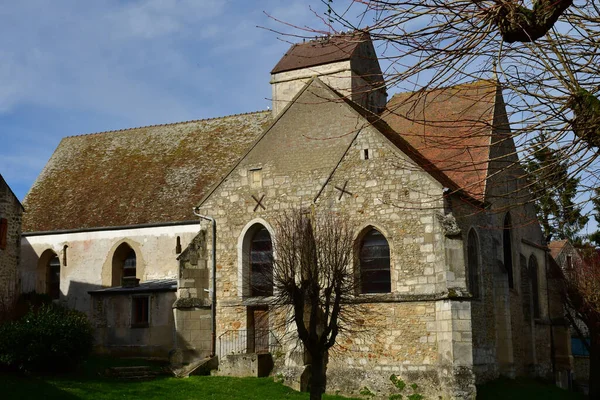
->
0;174;23;309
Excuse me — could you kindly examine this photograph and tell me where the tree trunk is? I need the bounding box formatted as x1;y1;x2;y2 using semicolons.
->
589;326;599;399
309;353;326;400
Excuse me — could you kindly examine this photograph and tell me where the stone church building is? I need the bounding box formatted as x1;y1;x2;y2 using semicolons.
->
19;32;571;399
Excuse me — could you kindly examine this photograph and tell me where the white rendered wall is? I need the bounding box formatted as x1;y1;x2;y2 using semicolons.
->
20;223;201;314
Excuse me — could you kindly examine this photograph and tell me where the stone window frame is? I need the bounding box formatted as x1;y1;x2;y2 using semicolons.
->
354;224;392;295
237;218;276;298
466;227;482;300
528;254;541;319
131;295;150;328
111;241;138;287
503;212;515;289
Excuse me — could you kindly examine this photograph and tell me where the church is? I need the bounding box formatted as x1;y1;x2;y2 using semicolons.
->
19;32;571;399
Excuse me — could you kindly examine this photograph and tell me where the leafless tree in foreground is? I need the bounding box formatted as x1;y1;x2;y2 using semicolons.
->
269;0;600;234
268;209;362;400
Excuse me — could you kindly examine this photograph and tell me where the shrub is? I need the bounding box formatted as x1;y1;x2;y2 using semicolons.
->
0;303;93;373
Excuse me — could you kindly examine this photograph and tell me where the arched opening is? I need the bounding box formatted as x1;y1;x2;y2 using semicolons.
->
47;255;61;300
467;228;480;299
503;213;514;289
358;228;391;294
529;255;540;319
112;243;137;287
248;225;273;297
37;249;60;299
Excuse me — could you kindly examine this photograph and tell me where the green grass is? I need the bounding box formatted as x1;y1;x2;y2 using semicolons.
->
0;357;585;400
0;357;355;400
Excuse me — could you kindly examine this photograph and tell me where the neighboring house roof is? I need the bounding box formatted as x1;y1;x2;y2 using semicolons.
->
382;80;498;202
549;240;569;260
22;111;272;232
88;278;177;295
271;31;370;74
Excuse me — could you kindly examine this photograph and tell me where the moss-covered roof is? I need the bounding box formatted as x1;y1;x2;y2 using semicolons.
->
22;111;272;232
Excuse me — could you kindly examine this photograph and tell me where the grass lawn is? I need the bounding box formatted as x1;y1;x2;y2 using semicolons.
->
0;357;586;400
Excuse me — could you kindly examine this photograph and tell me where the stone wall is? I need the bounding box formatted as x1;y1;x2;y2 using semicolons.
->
0;176;22;308
173;231;212;362
195;79;476;399
91;290;176;358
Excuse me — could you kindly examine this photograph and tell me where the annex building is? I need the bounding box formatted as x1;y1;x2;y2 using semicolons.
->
19;32;571;399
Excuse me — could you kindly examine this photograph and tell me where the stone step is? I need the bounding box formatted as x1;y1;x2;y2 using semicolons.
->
106;365;166;381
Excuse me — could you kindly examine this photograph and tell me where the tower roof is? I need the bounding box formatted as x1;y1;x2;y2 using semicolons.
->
271;31;370;74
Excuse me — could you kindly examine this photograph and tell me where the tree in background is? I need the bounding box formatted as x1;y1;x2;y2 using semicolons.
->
269;209;362;400
523;131;588;243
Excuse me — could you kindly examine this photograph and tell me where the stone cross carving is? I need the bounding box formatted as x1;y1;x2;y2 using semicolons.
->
251;194;266;212
334;181;353;200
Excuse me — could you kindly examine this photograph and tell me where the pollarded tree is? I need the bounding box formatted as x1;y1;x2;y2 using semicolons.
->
268;209;361;400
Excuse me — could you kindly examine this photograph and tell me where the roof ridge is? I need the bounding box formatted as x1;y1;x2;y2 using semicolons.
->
390;79;497;99
65;109;270;139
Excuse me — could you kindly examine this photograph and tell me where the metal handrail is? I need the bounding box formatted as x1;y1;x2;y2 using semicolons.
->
218;329;282;356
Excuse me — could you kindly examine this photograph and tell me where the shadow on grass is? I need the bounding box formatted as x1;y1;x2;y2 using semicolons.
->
477;378;586;400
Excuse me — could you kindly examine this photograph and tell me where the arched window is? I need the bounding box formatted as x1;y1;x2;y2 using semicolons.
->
529;255;540;318
48;255;61;300
503;213;514;289
359;228;391;294
249;226;273;297
112;243;137;287
467;229;480;299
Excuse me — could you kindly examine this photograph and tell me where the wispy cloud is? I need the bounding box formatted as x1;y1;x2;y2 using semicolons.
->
0;0;329;199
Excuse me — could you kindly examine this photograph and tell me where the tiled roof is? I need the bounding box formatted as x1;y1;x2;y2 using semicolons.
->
549;240;568;260
381;81;498;201
88;278;177;295
271;31;370;74
22;111;272;232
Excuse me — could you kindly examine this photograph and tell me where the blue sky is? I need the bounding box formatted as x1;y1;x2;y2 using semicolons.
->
0;0;348;201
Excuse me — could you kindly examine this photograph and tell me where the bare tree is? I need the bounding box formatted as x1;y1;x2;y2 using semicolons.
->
561;245;600;396
269;0;600;227
268;209;361;400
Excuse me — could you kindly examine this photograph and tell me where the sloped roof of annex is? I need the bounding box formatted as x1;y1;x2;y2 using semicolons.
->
381;80;505;203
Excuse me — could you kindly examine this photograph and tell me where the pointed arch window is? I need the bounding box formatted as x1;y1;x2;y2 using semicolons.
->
249;226;273;297
503;213;514;289
359;228;391;294
529;255;540;318
467;229;480;299
112;243;137;287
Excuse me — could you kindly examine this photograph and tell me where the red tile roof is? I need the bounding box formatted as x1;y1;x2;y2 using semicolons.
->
381;81;498;201
22;112;272;232
549;240;568;260
271;31;370;74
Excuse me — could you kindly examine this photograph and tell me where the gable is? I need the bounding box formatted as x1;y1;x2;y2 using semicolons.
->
198;79;376;209
23;112;272;232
